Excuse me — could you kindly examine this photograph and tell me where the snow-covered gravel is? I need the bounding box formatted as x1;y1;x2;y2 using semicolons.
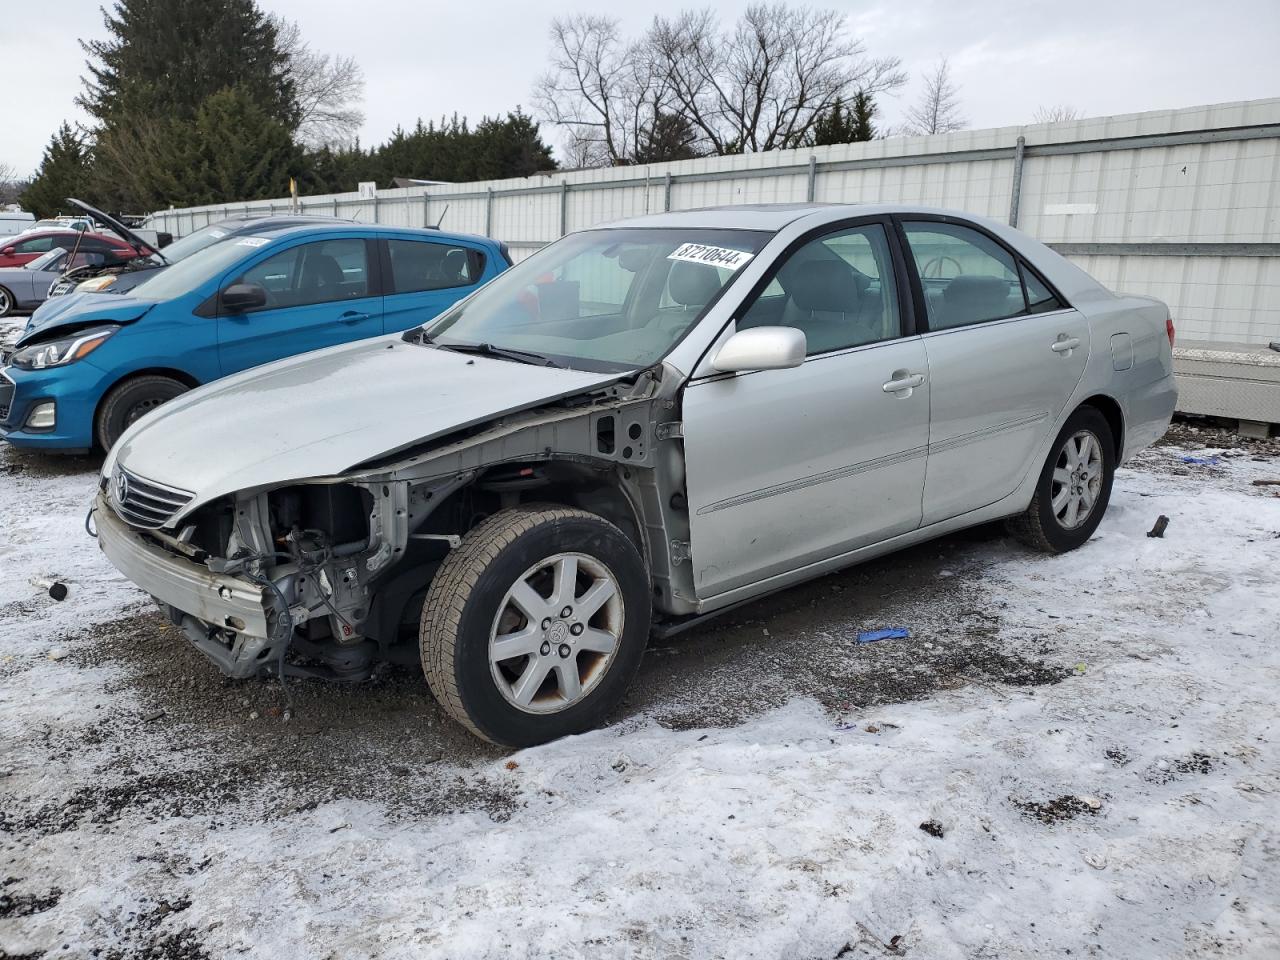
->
1;428;1278;959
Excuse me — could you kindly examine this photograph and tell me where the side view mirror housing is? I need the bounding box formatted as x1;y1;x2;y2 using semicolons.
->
221;282;267;312
1;247;15;257
712;325;806;373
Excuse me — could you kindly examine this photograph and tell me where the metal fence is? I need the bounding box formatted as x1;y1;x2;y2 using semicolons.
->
146;97;1280;345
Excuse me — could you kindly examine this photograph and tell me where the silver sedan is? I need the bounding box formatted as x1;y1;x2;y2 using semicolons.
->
0;248;109;317
94;203;1177;746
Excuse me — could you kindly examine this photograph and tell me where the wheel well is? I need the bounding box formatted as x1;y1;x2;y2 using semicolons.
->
91;368;201;449
1079;394;1124;459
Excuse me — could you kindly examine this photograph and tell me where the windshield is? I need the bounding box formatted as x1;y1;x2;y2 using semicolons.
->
424;227;769;371
153;221;236;264
129;236;267;300
26;249;67;271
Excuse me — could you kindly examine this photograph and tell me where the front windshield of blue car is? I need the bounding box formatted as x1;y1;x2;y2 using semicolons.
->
423;227;770;372
129;236;268;300
151;221;237;264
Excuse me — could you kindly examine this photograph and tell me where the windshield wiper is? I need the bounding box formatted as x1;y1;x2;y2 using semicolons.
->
426;338;563;368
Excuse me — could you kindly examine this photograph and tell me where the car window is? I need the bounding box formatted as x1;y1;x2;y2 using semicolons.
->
901;221;1027;330
12;235;56;254
738;222;902;356
236;238;370;310
387;239;485;294
1021;265;1065;313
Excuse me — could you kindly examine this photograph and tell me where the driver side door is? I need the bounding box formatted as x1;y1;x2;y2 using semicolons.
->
680;219;931;600
216;237;383;375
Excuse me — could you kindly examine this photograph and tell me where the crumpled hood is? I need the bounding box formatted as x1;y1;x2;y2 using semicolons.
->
20;292;156;343
107;337;620;520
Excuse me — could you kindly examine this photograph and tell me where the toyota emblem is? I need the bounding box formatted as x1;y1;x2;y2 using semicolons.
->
114;467;129;506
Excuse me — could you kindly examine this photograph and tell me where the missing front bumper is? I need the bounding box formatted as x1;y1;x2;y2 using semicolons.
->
95;492;280;676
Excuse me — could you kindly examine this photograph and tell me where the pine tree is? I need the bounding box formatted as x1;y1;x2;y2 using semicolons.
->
631;112;703;164
186;88;298;204
79;0;296;127
809;93;876;147
20;125;93;218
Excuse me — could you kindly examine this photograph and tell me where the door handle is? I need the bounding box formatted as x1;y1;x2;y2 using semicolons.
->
882;372;925;395
339;311;370;325
1051;336;1081;354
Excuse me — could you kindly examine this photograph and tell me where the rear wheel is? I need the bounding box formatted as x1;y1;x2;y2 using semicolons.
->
1007;406;1115;553
94;375;189;452
0;285;14;318
420;505;650;747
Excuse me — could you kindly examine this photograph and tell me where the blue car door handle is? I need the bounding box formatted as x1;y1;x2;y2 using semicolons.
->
339;310;370;324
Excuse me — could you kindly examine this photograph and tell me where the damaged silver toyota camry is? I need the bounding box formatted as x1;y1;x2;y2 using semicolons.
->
93;204;1177;746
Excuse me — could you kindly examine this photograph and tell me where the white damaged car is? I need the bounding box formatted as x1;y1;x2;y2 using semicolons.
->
94;204;1177;746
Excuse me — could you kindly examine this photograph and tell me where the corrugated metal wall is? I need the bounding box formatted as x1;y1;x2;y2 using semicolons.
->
146;98;1280;345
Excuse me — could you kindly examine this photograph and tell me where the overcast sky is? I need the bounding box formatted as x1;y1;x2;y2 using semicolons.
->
2;0;1277;177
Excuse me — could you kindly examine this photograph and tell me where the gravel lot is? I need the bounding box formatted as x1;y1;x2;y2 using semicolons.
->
1;413;1278;959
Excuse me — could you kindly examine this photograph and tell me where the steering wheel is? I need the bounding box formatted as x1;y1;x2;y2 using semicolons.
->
921;255;963;279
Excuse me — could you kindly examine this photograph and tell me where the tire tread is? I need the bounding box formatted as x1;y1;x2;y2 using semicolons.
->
419;505;617;744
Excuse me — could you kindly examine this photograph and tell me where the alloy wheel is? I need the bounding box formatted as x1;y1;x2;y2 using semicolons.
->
1051;429;1103;530
488;552;624;714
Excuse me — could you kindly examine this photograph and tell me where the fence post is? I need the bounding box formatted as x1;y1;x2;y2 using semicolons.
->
807;156;817;202
485;187;494;236
1008;135;1026;227
663;172;672;212
423;192;430;227
559;181;569;237
372;192;380;224
333;196;339;218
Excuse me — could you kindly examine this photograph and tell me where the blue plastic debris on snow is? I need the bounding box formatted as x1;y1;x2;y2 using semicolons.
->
857;627;910;644
1181;455;1222;465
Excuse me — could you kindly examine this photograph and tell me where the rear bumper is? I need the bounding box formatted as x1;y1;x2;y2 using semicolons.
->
94;492;281;677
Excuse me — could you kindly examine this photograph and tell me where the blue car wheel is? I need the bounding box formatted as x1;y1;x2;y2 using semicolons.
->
94;374;189;451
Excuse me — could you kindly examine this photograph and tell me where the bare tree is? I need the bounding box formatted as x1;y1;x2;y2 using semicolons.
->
272;17;366;149
651;5;904;154
536;5;905;164
1033;104;1082;123
0;161;28;208
902;59;966;136
534;15;675;166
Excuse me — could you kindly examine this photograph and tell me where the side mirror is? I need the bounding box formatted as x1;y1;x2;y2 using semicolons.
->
221;282;267;312
712;326;806;373
1;247;15;257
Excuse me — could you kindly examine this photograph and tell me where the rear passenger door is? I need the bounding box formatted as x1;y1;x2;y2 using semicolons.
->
380;237;489;333
898;217;1089;525
216;236;383;374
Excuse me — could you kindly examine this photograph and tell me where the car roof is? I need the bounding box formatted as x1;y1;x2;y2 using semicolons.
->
237;220;497;246
600;202;1010;232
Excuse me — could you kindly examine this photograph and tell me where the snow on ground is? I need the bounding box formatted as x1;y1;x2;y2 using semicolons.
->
2;429;1279;959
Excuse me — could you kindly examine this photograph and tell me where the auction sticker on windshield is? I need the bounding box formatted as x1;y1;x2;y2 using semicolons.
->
236;237;270;247
667;243;754;271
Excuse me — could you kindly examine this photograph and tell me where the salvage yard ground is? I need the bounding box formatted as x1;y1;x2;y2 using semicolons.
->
1;373;1279;955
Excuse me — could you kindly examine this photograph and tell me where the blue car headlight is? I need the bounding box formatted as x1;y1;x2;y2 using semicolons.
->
8;325;120;370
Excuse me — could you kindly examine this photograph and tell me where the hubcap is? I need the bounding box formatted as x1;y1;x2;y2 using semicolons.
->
0;289;10;315
1051;430;1103;530
488;552;623;714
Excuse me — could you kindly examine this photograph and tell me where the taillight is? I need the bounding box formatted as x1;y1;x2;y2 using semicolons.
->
1166;315;1176;348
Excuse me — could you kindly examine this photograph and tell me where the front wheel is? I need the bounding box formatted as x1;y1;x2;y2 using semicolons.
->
94;375;189;452
1007;406;1115;553
0;285;14;318
420;506;650;747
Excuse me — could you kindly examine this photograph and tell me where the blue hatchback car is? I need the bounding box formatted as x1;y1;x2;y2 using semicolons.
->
0;223;510;452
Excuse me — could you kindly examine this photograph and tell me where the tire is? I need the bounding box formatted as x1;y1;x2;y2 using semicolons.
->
1007;406;1115;554
0;285;14;318
420;505;650;747
94;375;189;452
